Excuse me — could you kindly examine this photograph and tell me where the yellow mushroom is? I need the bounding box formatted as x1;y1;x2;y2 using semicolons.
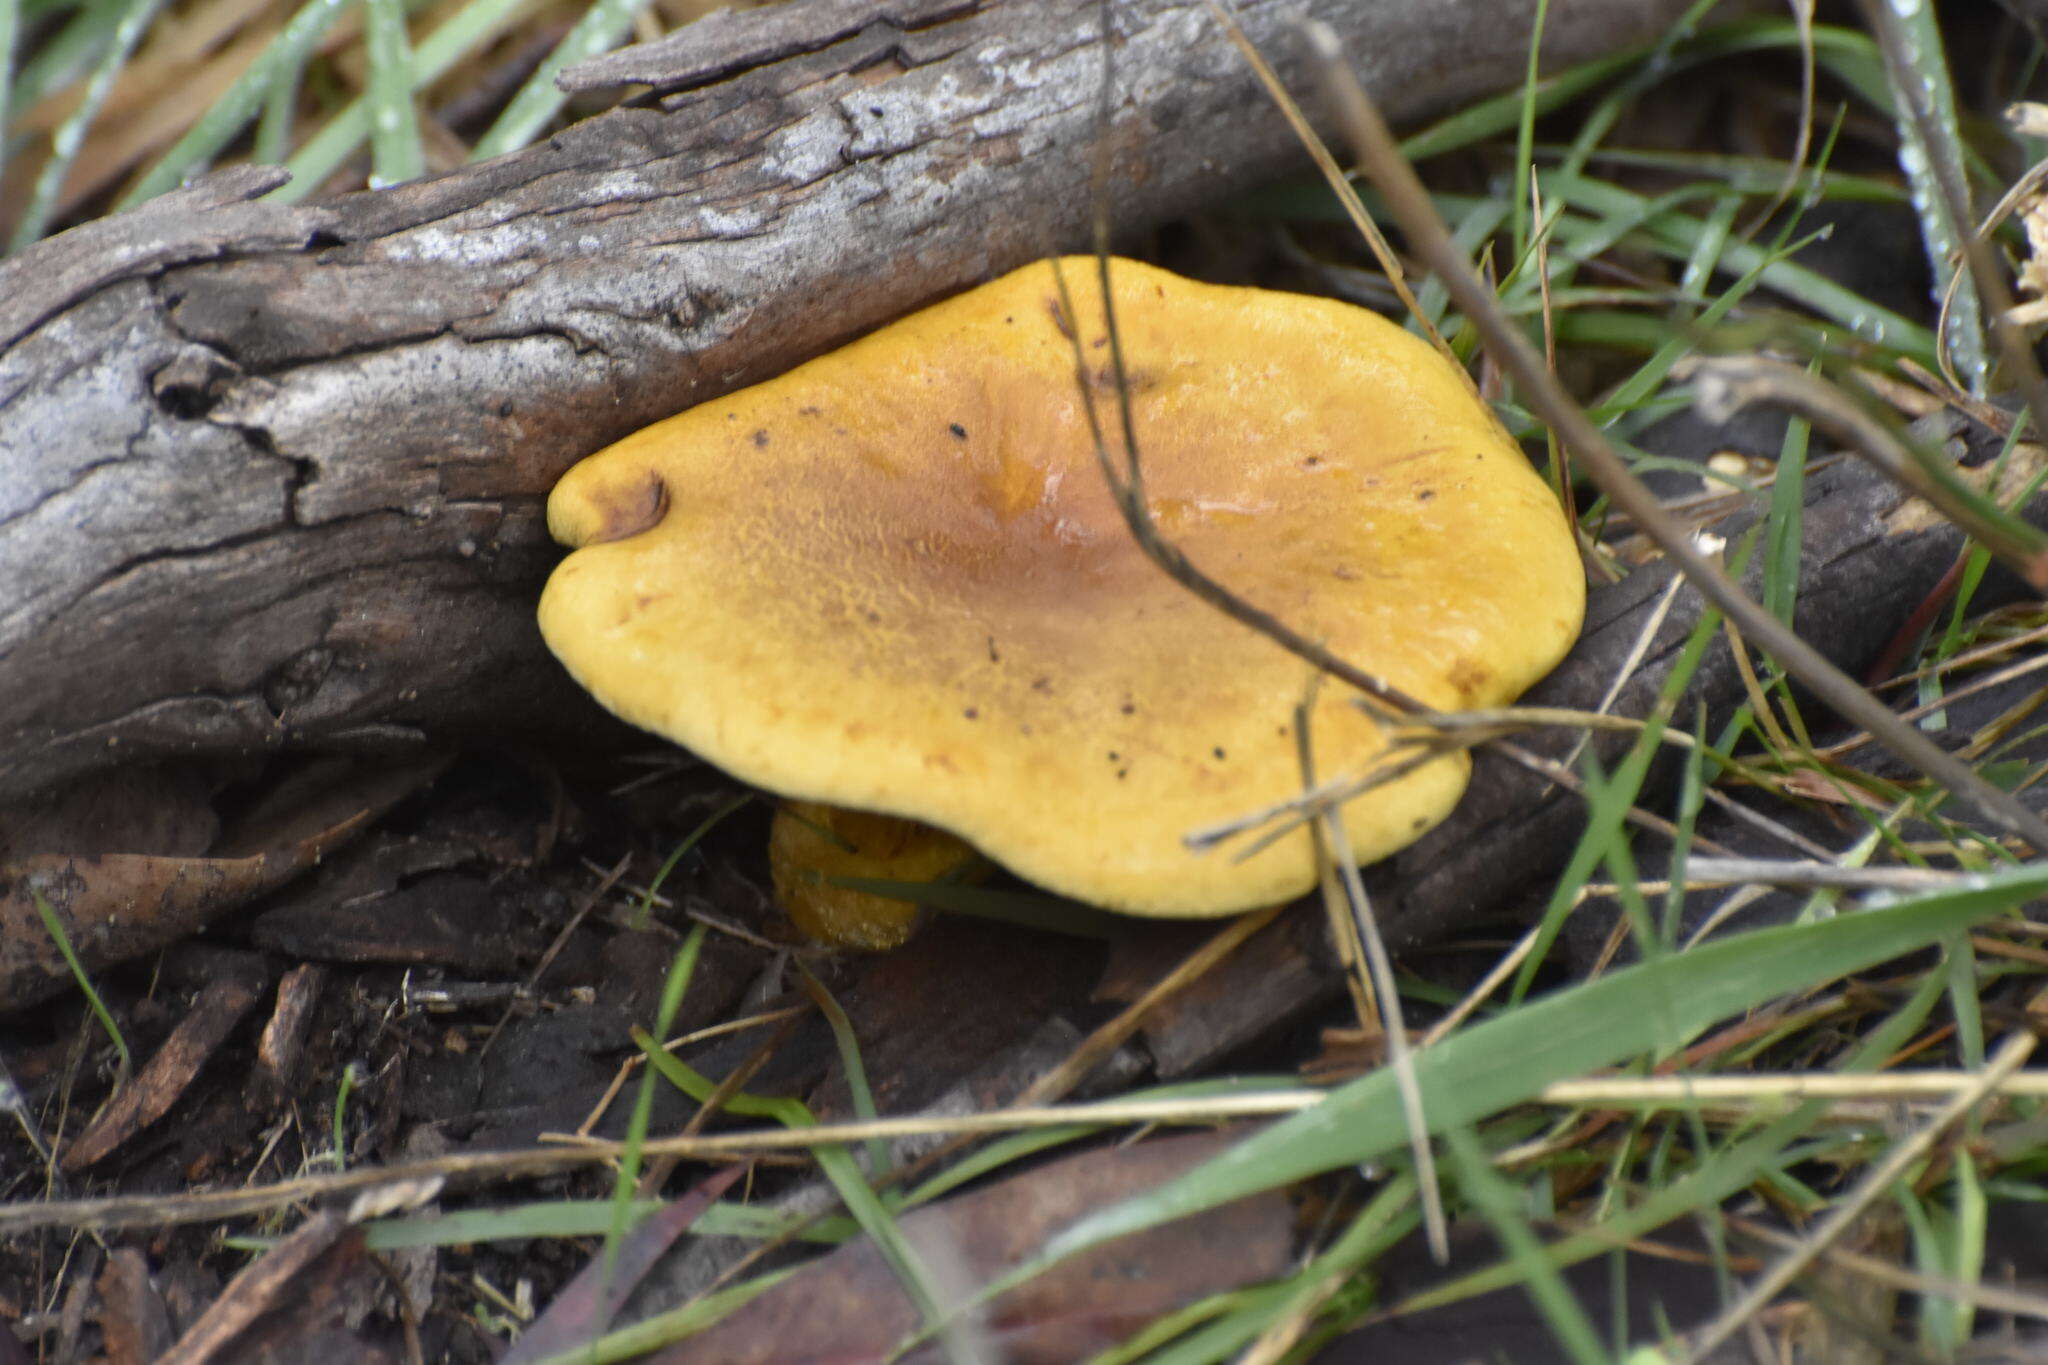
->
540;257;1584;944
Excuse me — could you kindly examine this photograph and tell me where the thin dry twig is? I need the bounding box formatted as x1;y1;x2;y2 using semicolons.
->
1299;688;1448;1264
16;1069;2048;1237
1587;856;2020;893
1726;1213;2048;1327
1187;705;1714;857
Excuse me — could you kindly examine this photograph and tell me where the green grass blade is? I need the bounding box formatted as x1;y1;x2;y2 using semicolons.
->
1443;1123;1606;1365
1267;168;1935;362
1397;964;1954;1320
897;1078;1305;1210
275;0;535;201
116;0;352;209
1659;707;1710;948
1508;0;1551;263
1109;1283;1310;1365
1869;0;1986;390
0;0;17;193
30;887;130;1076
634;792;748;929
1511;600;1720;1001
634;1042;954;1344
1551;0;1736;177
1404;1121;1841;1319
254;30;309;166
364;1197;850;1249
1399;44;1642;163
1677;193;1738;300
469;0;652;162
1763;382;1812;626
8;0;168;248
1033;865;2048;1270
1412;196;1507;338
526;1268;800;1365
1544;172;1937;360
330;1060;362;1167
363;0;424;187
800;964;888;1172
6;0;122;123
1397;0;1716;165
1944;933;1984;1071
606;925;708;1273
1947;1153;1987;1347
1565;147;1903;204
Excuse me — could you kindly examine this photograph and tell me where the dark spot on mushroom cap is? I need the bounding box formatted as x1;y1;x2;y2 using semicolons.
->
1121;701;1136;714
1418;489;1436;501
580;469;668;543
964;707;979;720
1089;363;1156;392
753;429;770;447
1212;746;1226;760
950;422;968;439
1447;658;1493;699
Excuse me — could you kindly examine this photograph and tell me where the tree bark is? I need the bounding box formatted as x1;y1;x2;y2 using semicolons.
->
0;0;1699;802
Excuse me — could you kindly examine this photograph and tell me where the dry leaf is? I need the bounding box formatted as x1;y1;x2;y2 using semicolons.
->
650;1130;1294;1364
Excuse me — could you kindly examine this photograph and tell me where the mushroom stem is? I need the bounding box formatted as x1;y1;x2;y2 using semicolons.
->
769;800;985;950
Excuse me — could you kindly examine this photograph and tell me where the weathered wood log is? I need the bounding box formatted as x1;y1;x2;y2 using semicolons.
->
0;0;1697;803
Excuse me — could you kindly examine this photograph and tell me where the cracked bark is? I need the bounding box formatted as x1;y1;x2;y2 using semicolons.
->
0;0;1699;809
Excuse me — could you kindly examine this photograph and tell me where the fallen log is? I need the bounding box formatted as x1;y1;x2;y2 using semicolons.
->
0;0;1697;804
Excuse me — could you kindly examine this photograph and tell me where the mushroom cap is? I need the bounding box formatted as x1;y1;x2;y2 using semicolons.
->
540;257;1584;916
